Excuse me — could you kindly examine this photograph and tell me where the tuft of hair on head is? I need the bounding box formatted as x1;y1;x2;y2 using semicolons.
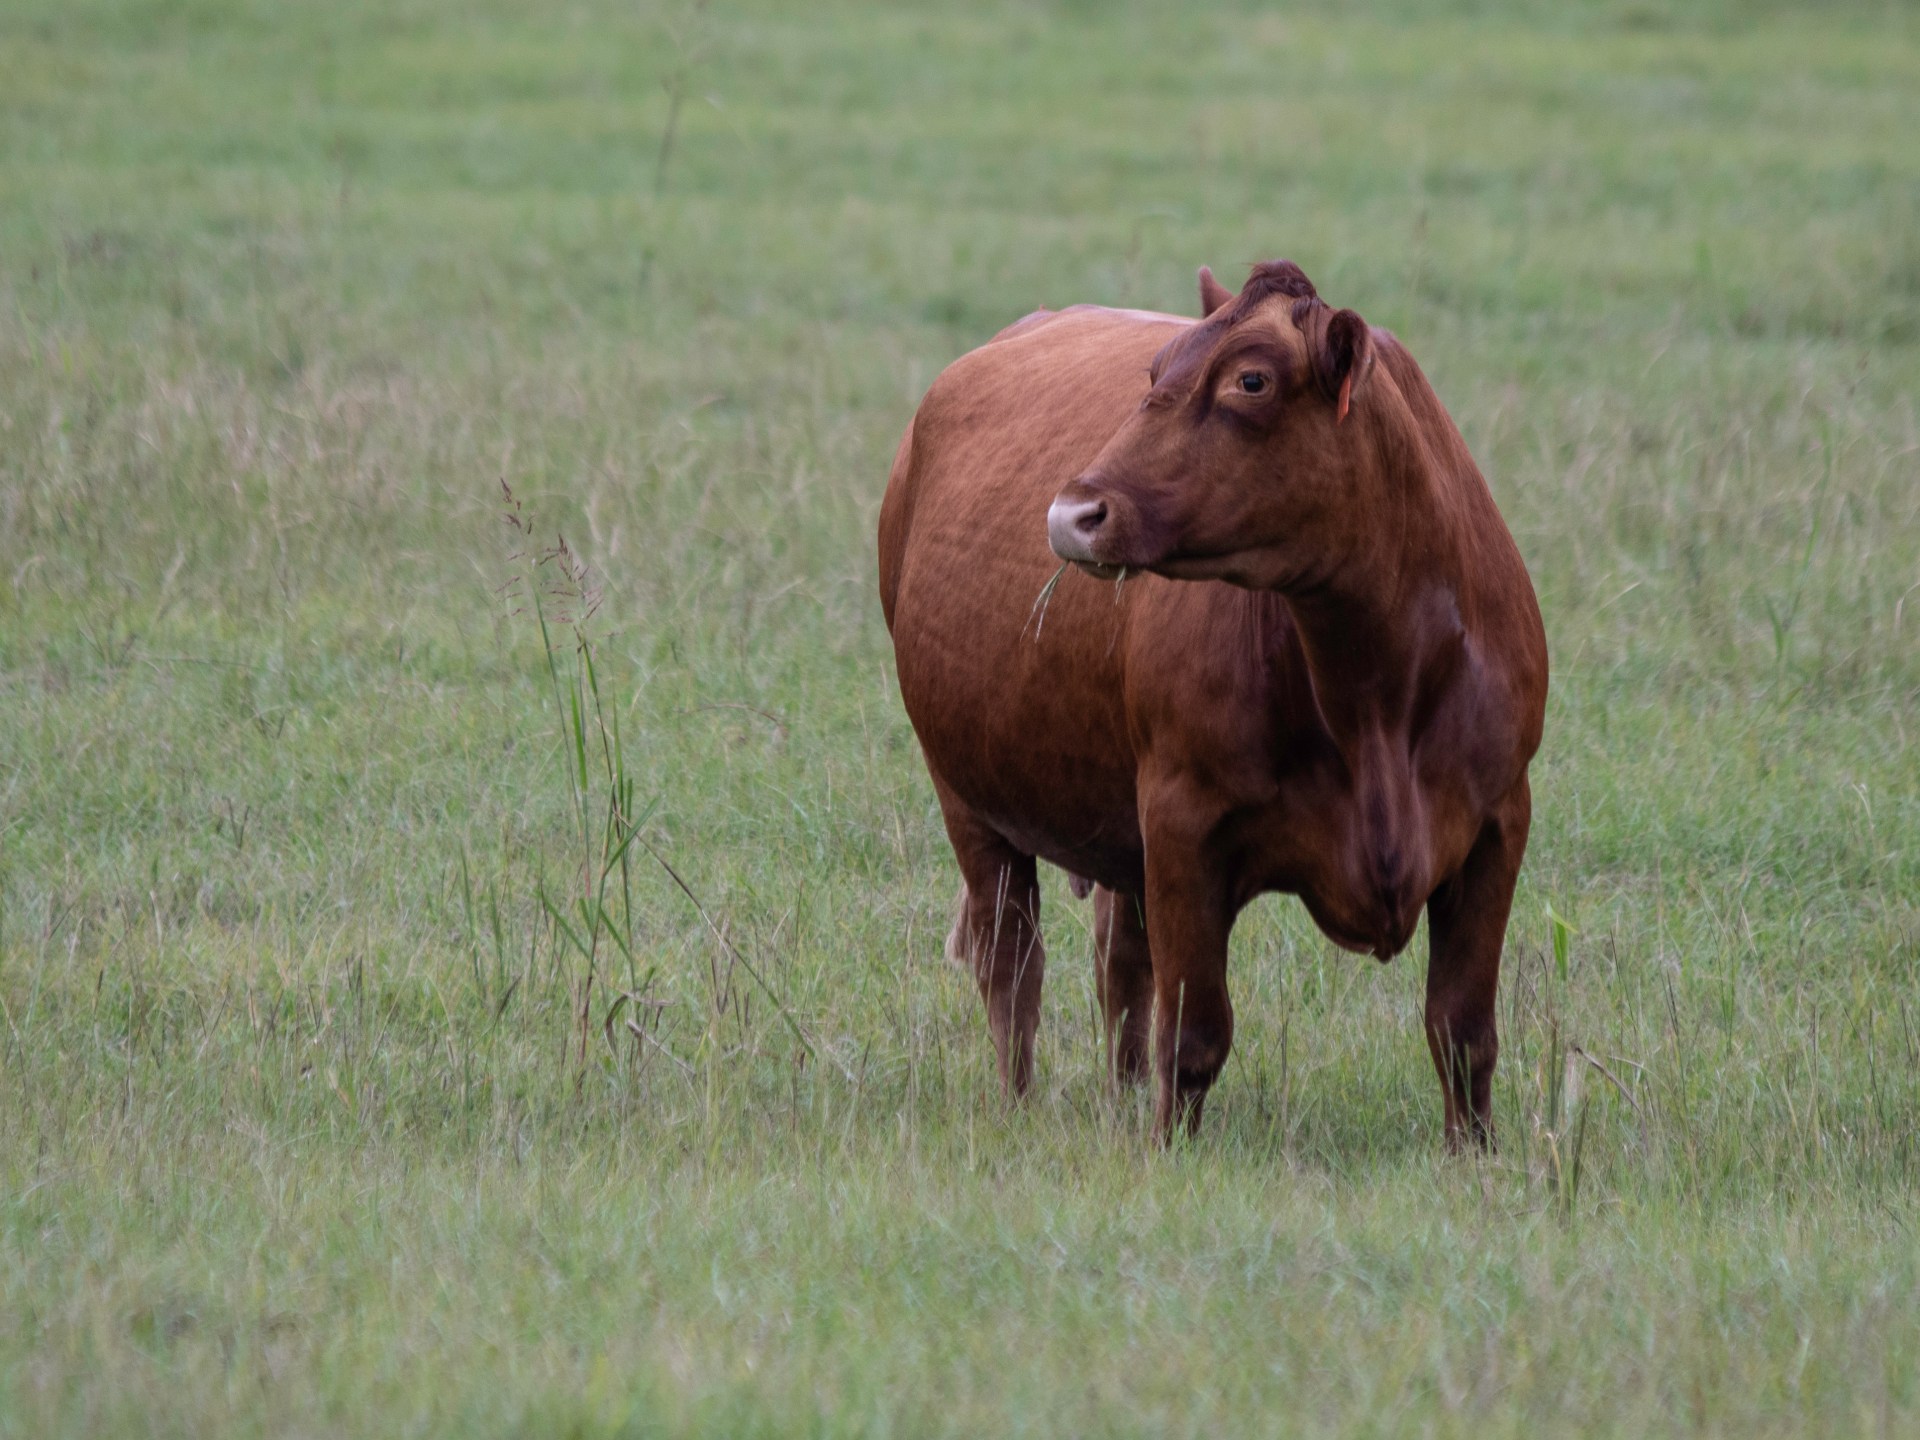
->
1226;260;1318;321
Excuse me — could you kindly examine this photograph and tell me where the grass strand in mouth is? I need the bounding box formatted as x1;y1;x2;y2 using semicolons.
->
1026;560;1071;641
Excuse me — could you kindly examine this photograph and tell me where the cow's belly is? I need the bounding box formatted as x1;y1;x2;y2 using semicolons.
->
892;540;1147;893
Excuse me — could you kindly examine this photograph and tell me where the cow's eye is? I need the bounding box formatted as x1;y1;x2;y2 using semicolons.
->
1237;372;1267;395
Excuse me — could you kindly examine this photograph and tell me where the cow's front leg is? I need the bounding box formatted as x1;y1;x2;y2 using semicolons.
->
1424;778;1532;1151
1142;834;1234;1141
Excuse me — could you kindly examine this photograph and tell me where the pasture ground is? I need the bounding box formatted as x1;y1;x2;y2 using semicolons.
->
3;0;1919;1434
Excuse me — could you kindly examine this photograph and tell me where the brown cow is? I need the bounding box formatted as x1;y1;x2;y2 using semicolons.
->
877;260;1547;1147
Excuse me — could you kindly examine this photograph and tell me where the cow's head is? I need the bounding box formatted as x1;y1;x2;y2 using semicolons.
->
1047;260;1378;591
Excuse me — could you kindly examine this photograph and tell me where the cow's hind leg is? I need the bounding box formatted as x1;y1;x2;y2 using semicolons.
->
1092;886;1152;1086
934;784;1046;1097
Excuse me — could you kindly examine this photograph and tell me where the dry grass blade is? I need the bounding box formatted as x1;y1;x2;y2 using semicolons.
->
633;831;854;1081
1570;1044;1646;1116
1025;561;1071;641
626;1018;695;1077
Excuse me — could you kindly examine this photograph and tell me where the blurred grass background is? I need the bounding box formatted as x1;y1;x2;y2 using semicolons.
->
2;0;1918;1434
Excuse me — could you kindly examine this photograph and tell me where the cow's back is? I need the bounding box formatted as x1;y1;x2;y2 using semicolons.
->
879;307;1189;885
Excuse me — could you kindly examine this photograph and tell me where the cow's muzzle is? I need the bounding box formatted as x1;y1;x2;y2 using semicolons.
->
1047;482;1123;574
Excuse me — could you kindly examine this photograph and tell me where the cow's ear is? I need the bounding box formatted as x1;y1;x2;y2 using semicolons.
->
1317;308;1375;426
1198;265;1233;317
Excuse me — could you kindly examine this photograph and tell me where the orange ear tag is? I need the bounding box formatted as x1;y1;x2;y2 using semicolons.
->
1336;373;1353;425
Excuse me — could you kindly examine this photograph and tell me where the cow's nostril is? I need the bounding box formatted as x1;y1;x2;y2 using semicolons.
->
1046;493;1115;564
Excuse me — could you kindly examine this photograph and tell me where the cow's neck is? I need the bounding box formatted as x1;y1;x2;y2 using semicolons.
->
1278;440;1467;762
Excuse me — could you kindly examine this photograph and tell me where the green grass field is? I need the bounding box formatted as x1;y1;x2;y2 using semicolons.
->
3;0;1919;1433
